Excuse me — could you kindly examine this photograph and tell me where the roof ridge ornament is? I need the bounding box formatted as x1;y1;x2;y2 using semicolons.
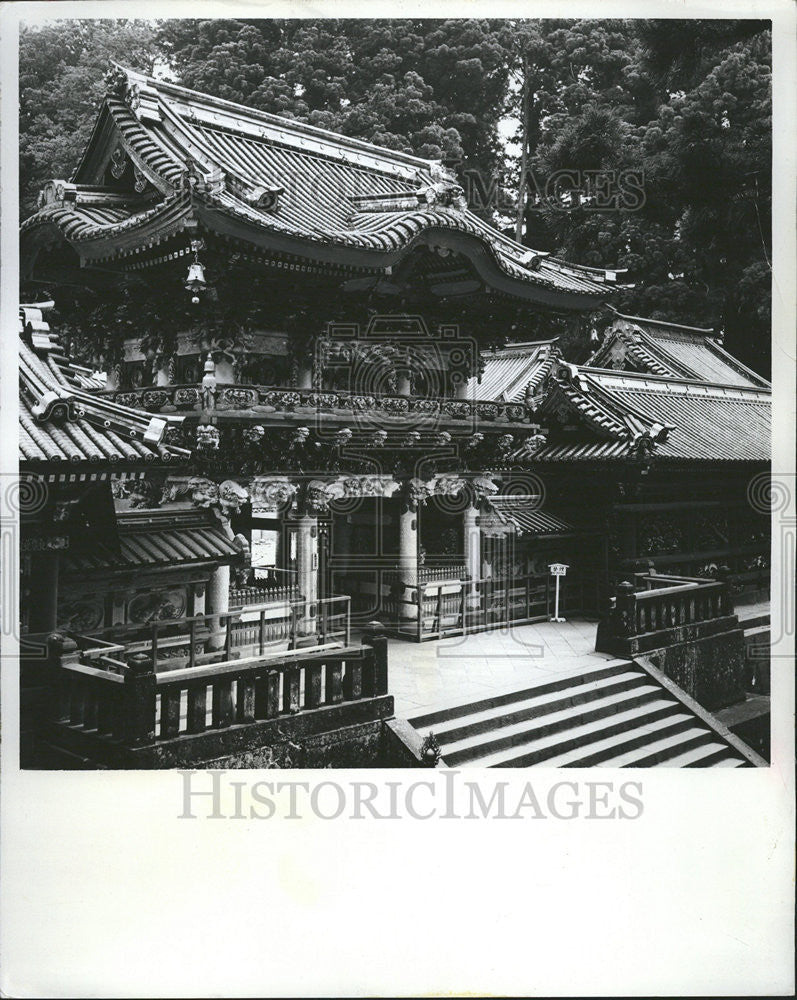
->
228;178;284;211
104;64;130;100
105;63;161;123
37;180;73;209
19;303;55;352
556;359;588;391
518;249;550;272
416;162;467;213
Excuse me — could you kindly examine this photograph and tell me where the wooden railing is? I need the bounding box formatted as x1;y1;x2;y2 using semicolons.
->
68;594;352;673
229;569;299;609
343;566;593;641
381;573;561;641
417;564;468;583
610;577;733;638
621;548;769;592
45;632;387;754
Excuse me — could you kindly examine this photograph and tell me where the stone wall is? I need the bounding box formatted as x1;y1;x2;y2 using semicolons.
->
198;718;423;769
644;626;746;711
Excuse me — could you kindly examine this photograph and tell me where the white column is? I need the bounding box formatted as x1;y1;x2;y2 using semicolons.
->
463;504;481;610
191;581;207;617
399;506;419;620
206;563;230;650
297;365;313;389
296;513;318;635
396;370;411;396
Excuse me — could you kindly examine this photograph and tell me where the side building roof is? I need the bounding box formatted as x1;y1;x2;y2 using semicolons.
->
19;303;189;477
589;310;769;388
466;340;561;403
531;362;770;464
21;65;623;311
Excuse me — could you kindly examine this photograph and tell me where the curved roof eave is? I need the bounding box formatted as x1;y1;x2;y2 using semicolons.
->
21;195;610;310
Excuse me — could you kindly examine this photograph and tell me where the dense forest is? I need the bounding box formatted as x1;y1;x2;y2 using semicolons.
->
19;18;772;374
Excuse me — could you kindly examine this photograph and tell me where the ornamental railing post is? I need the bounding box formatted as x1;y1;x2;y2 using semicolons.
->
46;632;78;723
124;652;157;747
615;580;637;636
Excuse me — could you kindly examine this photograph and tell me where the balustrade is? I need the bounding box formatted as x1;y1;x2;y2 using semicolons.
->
67;594;350;672
230;568;299;608
106;383;537;426
45;620;385;755
612;578;733;638
382;572;559;641
417;564;468;583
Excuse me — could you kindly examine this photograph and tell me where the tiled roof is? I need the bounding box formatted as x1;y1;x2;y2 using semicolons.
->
19;303;189;469
466;341;560;403
590;311;769;388
487;496;575;536
21;67;622;306
534;364;770;464
62;510;239;573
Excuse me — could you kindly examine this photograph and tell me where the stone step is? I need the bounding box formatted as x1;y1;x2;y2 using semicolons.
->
660;743;744;767
416;670;650;745
442;695;682;766
595;727;714;767
710;756;750;767
485;707;695;769
407;659;632;730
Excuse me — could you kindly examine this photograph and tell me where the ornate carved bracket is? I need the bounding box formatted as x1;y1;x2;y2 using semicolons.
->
164;476;249;520
250;477;298;513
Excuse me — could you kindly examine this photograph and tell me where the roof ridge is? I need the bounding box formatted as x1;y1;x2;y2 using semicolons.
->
113;63;441;177
608;305;714;334
581;364;772;396
480;338;559;355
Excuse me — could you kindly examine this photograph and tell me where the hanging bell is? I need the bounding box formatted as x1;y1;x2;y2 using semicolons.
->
185;260;207;304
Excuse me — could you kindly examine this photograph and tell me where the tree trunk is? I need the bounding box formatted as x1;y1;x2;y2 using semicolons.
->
515;54;530;244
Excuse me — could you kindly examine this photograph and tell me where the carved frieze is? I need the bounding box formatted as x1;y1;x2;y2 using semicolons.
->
250;477;298;513
196;424;220;452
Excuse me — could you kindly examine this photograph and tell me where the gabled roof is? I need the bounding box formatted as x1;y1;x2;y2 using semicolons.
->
589;310;770;388
466;340;560;403
19;303;189;471
533;362;770;464
21;66;622;310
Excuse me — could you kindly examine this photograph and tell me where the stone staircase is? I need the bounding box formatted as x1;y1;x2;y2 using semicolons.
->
408;660;755;768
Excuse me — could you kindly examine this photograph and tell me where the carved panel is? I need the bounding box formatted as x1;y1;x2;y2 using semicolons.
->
58;595;105;632
127;588;188;624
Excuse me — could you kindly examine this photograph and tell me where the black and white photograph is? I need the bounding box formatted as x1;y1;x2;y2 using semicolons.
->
1;2;794;996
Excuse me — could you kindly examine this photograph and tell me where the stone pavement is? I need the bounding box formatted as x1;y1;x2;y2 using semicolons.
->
370;617;619;720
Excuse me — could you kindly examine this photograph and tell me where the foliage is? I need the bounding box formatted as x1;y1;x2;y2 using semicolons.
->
509;19;771;374
19;20;160;216
158;18;512;198
19;17;772;374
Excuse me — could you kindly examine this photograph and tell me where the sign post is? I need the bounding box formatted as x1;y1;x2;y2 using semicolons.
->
548;563;569;622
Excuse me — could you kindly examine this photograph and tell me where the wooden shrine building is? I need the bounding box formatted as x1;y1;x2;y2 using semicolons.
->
20;65;770;651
